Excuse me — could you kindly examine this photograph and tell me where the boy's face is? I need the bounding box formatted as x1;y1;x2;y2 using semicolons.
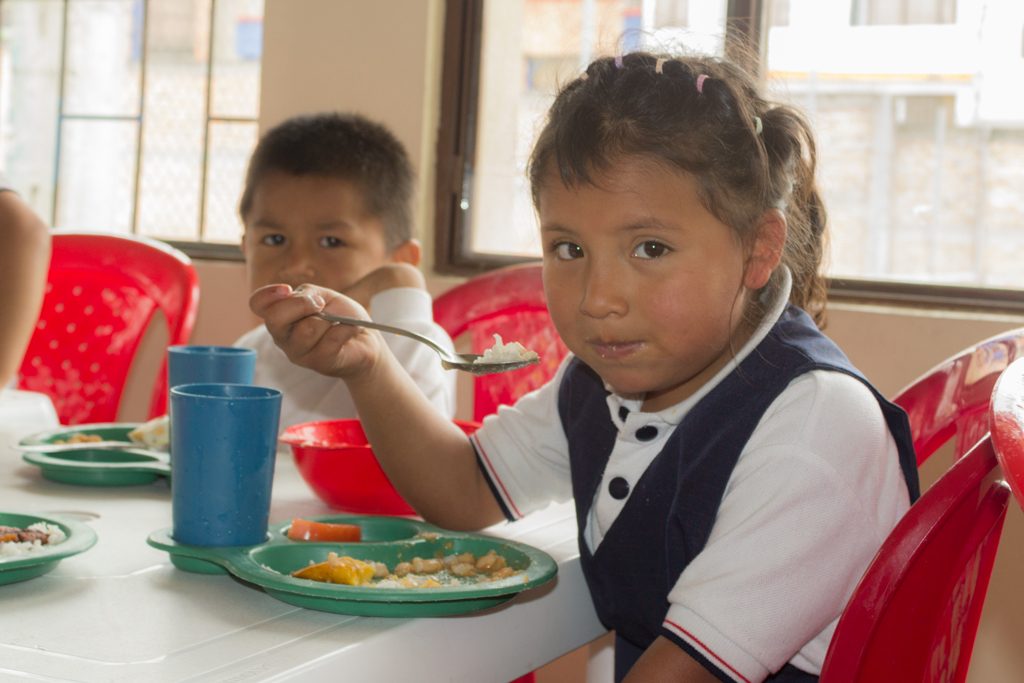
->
242;172;399;294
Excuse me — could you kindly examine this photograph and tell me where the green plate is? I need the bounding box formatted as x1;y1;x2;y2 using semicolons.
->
0;512;98;585
18;423;170;486
147;515;558;617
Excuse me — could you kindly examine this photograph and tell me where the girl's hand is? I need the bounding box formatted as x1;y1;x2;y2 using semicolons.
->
249;283;386;380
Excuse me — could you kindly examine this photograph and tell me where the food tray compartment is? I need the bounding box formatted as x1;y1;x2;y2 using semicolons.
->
147;515;557;617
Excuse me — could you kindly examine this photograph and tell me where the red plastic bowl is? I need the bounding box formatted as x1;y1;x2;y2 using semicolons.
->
280;418;481;516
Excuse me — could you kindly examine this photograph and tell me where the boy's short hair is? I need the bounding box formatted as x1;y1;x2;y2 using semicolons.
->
239;112;414;249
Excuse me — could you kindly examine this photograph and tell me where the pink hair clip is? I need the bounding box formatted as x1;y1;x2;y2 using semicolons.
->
614;54;624;69
655;58;666;74
696;74;708;94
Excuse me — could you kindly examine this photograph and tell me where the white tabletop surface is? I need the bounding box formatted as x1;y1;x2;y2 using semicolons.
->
0;429;606;682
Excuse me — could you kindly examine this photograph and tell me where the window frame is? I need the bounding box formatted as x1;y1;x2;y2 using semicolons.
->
3;0;255;262
432;0;1024;314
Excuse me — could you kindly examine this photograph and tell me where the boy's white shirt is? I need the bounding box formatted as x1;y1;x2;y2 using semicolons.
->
471;269;910;682
235;287;457;431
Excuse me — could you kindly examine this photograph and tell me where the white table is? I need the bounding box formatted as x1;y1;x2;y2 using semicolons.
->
0;440;607;682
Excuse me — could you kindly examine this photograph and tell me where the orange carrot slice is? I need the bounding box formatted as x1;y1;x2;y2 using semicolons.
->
286;518;362;542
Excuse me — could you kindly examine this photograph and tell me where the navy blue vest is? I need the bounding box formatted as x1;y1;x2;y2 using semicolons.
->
557;305;920;682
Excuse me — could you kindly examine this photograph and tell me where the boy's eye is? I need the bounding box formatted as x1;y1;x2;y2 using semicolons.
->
631;240;670;259
553;242;584;260
319;236;346;248
259;234;286;247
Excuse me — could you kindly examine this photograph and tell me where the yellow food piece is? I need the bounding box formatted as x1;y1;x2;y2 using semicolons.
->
128;415;170;449
291;552;376;585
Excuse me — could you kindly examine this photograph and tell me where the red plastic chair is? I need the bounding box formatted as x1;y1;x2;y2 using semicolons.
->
434;264;566;683
820;426;1011;681
992;357;1024;512
16;232;200;425
434;263;569;421
892;327;1024;465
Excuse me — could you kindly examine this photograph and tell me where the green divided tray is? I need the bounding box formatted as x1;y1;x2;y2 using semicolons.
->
147;515;558;617
0;512;98;585
19;423;170;486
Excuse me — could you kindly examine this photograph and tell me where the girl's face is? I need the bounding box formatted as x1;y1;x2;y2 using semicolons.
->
538;157;755;412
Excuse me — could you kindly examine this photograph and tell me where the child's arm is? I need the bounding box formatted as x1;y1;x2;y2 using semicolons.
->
342;263;425;309
353;265;458;419
624;638;721;683
0;189;50;387
250;283;505;530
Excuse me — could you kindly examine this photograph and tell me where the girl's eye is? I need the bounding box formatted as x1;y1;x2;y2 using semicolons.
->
632;240;670;260
259;234;286;247
319;236;345;248
553;242;584;260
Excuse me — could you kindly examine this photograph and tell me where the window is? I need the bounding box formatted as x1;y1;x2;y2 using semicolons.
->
0;0;263;256
436;0;732;270
766;0;1024;296
437;0;1024;309
848;0;957;26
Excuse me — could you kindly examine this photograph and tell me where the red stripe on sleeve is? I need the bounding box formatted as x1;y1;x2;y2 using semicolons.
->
664;619;751;683
471;435;523;518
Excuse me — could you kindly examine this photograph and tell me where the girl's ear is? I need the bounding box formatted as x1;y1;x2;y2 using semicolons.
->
744;209;787;290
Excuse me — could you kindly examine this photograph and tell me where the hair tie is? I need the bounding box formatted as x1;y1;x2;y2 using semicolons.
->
695;74;708;94
654;58;666;74
753;116;763;135
614;54;624;69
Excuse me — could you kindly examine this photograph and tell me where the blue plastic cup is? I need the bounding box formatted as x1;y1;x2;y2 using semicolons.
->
166;346;256;459
170;383;281;547
168;345;256;389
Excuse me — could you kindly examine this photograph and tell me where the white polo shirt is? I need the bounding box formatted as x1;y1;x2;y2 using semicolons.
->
472;273;910;682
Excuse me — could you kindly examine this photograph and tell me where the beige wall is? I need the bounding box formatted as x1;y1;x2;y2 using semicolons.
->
121;2;1024;679
259;0;445;269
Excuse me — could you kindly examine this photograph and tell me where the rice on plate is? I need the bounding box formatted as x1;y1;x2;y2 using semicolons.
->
0;522;67;559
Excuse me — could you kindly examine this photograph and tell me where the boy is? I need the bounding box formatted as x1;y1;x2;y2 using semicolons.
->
234;112;456;430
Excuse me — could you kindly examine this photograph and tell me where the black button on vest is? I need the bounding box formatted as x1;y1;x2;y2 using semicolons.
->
635;425;658;441
608;476;630;499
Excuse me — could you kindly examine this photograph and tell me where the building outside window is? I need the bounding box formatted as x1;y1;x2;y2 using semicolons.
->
0;0;263;253
767;0;1024;290
438;0;1024;304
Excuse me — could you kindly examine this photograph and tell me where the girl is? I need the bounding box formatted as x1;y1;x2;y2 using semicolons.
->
251;52;920;683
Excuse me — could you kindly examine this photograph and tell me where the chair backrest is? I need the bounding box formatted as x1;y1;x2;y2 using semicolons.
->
992;357;1024;511
892;327;1024;465
820;429;1010;681
433;264;568;421
16;232;199;425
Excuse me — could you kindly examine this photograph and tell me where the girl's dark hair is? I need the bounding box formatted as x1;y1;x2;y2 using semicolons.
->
239;112;414;250
528;52;829;325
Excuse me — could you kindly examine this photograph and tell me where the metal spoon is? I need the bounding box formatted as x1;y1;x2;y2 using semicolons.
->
315;312;539;375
